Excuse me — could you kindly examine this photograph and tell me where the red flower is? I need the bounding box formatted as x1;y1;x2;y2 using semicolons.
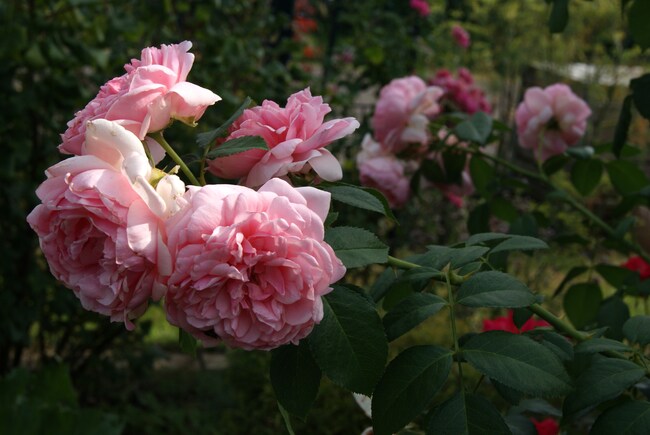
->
482;310;549;334
532;418;559;435
622;256;650;280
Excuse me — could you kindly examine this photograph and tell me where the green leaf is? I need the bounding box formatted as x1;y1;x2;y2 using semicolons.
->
196;97;253;148
548;0;569;33
613;95;633;158
178;329;198;357
553;266;589;297
596;264;636;288
490;235;548;254
427;392;511;435
622;315;650;346
563;283;602;329
598;296;630;340
372;346;452;435
308;286;388;395
469;156;494;195
442;150;468;184
370;268;399;302
466;233;511;246
453;112;493;145
419;245;489;270
462;331;573;397
629;1;650;50
490;198;519;223
320;183;396;220
574;338;634;354
457;271;536;308
525;329;574;361
571;159;603;196
542;154;569;176
563;358;645;416
324;227;388;268
607;160;649;195
467;203;491;234
591;400;650;435
206;135;268;159
270;341;321;419
565;146;595;159
382;293;448;341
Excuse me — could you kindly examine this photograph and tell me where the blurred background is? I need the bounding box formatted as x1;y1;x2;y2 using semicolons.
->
2;1;649;433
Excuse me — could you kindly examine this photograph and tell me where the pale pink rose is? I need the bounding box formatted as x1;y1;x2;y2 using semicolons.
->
372;76;444;153
357;134;411;208
207;88;359;187
164;178;346;350
27;120;184;329
409;0;431;17
515;83;591;161
451;24;471;49
60;41;221;155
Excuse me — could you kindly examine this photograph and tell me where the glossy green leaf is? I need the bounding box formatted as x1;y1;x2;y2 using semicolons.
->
462;331;573;397
320;183;395;220
372;345;452;435
427;392;511;435
613;95;633;158
597;296;630;340
548;0;569;33
571;159;603;196
270;341;321;419
607;160;649;195
490;235;548;254
591;400;650;434
629;1;650;50
563;283;602;329
206;135;268;159
454;112;493;145
553;266;589;297
325;227;388;268
308;286;388;395
526;329;575;361
563;358;645;416
622;315;650;346
196;97;253;148
574;338;633;354
457;271;536;308
382;293;447;341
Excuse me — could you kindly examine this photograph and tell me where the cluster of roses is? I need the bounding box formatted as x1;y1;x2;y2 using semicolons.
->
27;41;359;351
357;72;488;208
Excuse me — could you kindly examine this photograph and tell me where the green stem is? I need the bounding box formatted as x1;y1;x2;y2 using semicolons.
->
149;132;201;186
446;272;464;390
387;256;466;285
528;304;588;342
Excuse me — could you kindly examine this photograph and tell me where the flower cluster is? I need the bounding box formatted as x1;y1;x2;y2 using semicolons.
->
357;74;490;208
451;24;471;49
515;83;591;161
28;42;353;350
430;68;492;114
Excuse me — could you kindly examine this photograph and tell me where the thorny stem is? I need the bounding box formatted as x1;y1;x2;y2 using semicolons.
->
149;132;201;186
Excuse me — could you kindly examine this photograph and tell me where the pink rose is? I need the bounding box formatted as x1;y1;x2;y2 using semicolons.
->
532;418;559;435
409;0;431;17
372;76;443;153
451;24;471;49
357;135;410;208
164;178;346;350
60;41;221;155
515;83;591;161
482;310;550;334
27;120;185;328
430;68;492;114
207;88;359;187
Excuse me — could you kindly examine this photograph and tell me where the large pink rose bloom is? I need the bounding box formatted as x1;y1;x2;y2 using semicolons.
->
60;41;221;155
357;135;410;208
164;178;345;350
27;120;184;329
372;76;444;153
207;88;359;187
515;83;591;161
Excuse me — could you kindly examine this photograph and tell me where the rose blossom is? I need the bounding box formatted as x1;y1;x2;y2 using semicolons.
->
515;83;591;161
451;24;471;48
622;256;650;281
207;88;359;187
409;0;431;17
27;120;185;328
164;178;345;350
60;41;221;155
356;134;410;208
372;76;443;153
482;310;550;334
532;418;559;435
430;68;492;114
